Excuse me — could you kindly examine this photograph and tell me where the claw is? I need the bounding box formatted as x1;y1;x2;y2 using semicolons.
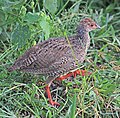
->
45;70;92;107
49;100;60;106
73;70;91;77
88;71;92;75
45;85;60;106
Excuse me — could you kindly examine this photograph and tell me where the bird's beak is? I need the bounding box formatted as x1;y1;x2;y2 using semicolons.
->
96;24;101;29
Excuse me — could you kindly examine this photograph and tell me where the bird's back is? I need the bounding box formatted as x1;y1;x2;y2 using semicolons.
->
8;35;87;80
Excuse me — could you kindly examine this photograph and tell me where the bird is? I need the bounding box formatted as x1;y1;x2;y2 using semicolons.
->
8;18;101;106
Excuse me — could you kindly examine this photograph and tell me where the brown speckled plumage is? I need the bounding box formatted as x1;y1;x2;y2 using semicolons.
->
8;18;100;84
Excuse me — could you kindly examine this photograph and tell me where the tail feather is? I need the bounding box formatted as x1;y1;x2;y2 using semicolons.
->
7;66;16;72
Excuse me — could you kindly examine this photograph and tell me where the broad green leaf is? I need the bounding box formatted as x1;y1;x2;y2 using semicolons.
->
43;0;58;15
12;25;31;48
24;12;40;24
40;16;50;39
71;3;80;13
2;0;25;12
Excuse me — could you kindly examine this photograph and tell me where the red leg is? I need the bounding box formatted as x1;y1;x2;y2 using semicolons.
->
45;85;60;106
56;72;73;81
45;69;91;106
56;69;91;81
73;69;91;77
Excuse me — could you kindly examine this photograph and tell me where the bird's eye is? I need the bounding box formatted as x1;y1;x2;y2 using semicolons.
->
91;24;94;27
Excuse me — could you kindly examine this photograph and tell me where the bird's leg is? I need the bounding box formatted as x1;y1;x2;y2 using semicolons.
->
45;85;60;106
45;73;73;106
56;70;91;81
73;69;91;78
56;72;73;81
49;70;91;106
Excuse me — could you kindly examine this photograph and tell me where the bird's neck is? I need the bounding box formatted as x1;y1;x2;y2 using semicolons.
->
77;25;90;50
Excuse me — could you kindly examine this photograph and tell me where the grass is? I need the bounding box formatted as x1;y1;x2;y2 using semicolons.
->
0;0;120;117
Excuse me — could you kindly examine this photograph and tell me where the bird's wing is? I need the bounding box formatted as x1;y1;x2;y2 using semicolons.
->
8;37;71;72
46;47;85;77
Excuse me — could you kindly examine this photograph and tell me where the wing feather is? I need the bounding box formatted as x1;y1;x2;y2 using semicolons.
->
8;37;70;72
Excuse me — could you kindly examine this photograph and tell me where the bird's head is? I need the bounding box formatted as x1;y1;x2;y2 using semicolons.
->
79;18;101;32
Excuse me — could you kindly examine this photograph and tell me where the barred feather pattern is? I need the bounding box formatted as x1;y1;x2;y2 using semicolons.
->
8;18;96;84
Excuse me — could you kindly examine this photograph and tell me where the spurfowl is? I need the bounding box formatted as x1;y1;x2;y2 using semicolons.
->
8;18;100;106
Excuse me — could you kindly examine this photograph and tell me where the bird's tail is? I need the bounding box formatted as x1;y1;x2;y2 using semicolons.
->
7;66;17;72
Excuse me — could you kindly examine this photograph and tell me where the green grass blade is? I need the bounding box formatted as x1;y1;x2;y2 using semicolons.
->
70;93;76;118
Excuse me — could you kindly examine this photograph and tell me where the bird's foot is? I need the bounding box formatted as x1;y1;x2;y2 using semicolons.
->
45;85;60;106
73;70;91;78
49;100;60;106
56;70;92;81
56;72;73;81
